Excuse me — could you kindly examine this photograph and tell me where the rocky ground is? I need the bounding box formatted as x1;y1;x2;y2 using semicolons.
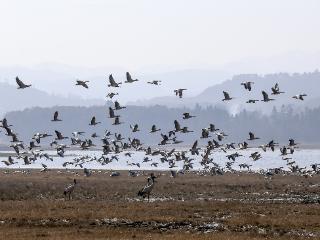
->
0;169;319;239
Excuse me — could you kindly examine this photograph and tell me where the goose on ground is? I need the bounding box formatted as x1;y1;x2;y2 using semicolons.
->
64;179;77;200
137;173;157;201
16;77;31;89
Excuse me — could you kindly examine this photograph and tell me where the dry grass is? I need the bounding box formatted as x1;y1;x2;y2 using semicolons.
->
0;169;319;239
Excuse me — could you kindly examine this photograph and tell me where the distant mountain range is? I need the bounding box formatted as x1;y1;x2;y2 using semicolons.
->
131;71;320;114
0;82;104;117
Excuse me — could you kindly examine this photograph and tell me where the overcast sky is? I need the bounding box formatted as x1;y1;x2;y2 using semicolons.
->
0;0;319;72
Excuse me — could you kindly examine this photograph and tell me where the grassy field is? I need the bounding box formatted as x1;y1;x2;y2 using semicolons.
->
0;169;319;239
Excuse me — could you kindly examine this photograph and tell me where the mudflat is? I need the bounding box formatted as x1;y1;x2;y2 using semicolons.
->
0;169;319;239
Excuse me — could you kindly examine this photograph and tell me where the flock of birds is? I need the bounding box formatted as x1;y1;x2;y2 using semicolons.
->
0;74;318;200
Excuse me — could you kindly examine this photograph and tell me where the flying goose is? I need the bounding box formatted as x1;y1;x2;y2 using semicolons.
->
261;91;274;102
55;130;69;140
208;124;219;132
174;89;187;98
108;74;122;87
190;140;200;155
89;116;101;126
64;179;77;200
292;94;307;101
51;111;62;121
114;101;126;110
150;125;161;133
108;107;119;118
147;80;161;85
75;80;89;89
250;152;262;161
248;132;260;141
106;92;119;99
271;83;284;95
125;72;138;83
182;112;195;119
16;77;31;89
174;120;181;132
137;173;157;202
222;91;233;101
130;124;140;132
241;81;254;91
112;116;123;125
246;99;259;103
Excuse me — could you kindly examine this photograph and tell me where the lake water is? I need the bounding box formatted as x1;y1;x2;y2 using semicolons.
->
0;148;319;171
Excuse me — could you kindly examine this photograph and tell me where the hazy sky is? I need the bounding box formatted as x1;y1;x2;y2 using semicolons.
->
0;0;320;72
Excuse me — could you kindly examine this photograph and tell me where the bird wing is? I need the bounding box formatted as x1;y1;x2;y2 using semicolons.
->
16;77;24;87
174;120;181;131
262;91;268;100
109;74;116;85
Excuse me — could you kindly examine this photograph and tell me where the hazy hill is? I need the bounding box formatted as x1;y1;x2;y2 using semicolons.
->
132;71;320;114
0;82;104;117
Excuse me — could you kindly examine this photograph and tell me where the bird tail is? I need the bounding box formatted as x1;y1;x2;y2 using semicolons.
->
63;191;67;196
137;190;143;196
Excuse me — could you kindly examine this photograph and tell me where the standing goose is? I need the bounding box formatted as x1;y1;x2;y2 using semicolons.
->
137;173;157;202
51;111;62;122
16;76;31;89
125;72;138;83
64;179;77;200
108;74;122;87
